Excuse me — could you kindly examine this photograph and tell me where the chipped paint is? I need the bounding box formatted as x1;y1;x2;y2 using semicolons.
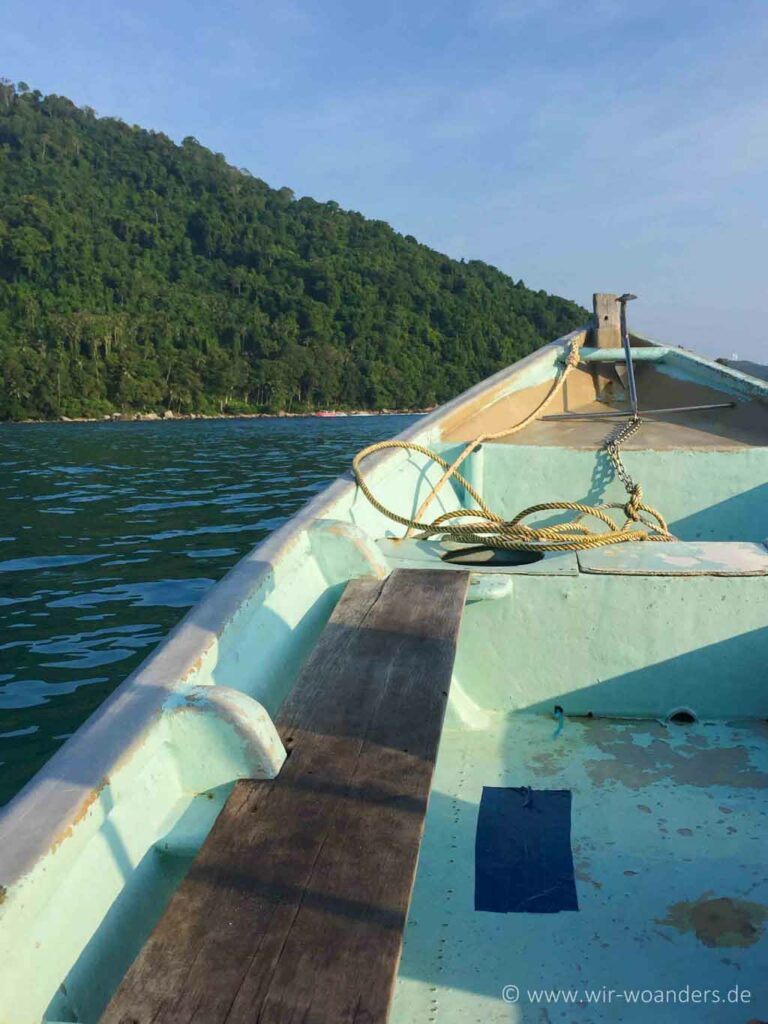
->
48;778;108;856
528;749;569;777
579;541;768;576
657;893;768;948
584;722;768;790
575;858;603;891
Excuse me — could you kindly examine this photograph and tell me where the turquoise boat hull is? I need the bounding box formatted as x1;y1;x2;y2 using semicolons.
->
1;325;767;1022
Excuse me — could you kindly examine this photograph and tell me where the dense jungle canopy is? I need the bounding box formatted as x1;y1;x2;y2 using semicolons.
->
0;80;587;419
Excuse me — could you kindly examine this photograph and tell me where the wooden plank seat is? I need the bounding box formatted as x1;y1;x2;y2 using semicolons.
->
101;568;470;1024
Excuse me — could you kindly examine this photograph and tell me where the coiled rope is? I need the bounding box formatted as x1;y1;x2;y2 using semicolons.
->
352;337;674;552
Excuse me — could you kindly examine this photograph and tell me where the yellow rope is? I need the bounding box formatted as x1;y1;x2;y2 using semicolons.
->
352;338;674;552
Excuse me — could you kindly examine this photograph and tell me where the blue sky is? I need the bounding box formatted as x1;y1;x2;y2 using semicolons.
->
4;0;768;358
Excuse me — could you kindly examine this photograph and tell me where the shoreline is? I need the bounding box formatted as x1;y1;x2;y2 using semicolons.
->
4;408;432;426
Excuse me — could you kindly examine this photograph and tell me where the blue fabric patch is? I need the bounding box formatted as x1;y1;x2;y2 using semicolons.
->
475;786;579;914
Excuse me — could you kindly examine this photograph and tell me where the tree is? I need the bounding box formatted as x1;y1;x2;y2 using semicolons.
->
0;81;587;421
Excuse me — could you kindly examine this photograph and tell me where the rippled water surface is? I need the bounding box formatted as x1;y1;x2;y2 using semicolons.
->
0;415;418;806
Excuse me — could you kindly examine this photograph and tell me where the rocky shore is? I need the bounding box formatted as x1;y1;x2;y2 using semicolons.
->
10;408;431;425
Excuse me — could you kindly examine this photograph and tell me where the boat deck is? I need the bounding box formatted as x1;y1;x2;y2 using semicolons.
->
489;402;768;450
442;363;768;449
394;714;768;1022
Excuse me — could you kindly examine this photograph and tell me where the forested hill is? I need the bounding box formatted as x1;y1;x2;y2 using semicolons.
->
0;81;587;420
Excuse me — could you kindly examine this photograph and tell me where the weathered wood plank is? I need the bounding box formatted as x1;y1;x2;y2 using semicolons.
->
101;568;469;1024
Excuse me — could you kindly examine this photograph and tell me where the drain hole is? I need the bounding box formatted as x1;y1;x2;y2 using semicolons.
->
441;544;544;567
668;708;697;725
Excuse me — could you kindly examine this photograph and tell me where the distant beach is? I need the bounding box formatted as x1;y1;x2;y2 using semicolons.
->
8;408;432;425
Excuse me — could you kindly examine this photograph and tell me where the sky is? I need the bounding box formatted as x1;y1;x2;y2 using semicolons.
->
3;0;768;359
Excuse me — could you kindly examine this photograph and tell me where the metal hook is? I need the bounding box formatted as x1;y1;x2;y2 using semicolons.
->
617;293;638;418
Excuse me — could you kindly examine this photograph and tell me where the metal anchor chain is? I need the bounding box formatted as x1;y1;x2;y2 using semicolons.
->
603;415;642;494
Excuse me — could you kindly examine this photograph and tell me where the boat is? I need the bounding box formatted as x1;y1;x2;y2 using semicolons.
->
1;292;767;1023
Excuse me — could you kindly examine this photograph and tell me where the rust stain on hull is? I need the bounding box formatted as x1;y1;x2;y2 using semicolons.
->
657;892;768;948
49;778;108;855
